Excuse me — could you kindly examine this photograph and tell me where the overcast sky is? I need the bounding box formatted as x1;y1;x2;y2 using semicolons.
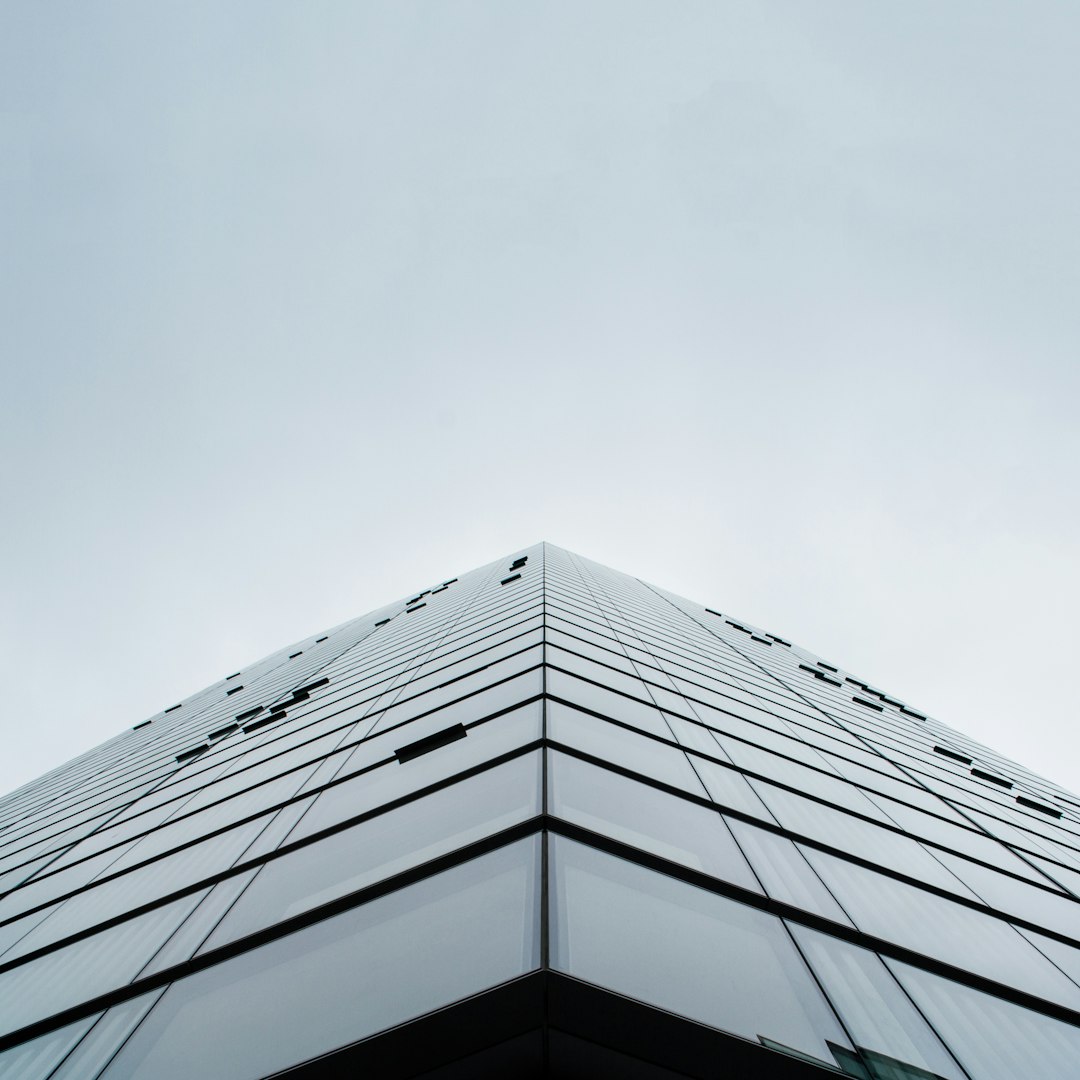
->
1;2;1078;799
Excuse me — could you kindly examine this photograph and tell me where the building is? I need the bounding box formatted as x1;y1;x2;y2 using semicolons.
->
1;543;1079;1078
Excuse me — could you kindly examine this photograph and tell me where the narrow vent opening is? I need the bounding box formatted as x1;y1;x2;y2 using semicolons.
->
852;697;884;712
395;723;468;763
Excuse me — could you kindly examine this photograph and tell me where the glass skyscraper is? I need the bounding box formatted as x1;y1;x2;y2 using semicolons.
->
1;543;1078;1078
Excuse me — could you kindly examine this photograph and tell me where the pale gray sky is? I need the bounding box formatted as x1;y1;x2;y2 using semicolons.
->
2;2;1078;798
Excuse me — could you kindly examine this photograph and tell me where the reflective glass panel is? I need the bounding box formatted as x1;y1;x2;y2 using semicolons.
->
550;836;852;1068
101;838;540;1080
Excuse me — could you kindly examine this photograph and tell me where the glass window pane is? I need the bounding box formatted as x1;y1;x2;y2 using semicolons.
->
547;701;706;796
0;891;206;1040
548;751;760;892
726;819;854;926
550;836;852;1069
51;989;165;1079
288;701;541;842
201;751;542;951
803;847;1080;1010
101;838;540;1080
790;925;965;1079
889;959;1080;1080
0;1013;97;1080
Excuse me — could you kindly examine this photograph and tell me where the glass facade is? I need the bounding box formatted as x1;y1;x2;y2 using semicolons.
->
1;543;1078;1078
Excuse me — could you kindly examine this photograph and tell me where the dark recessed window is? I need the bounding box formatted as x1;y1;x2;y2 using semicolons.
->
852;696;884;712
500;574;522;586
243;716;276;734
933;745;973;765
315;636;328;643
705;608;722;617
295;678;329;695
441;578;458;586
208;723;239;741
815;673;841;687
900;707;927;720
431;586;448;594
407;603;426;613
816;661;838;673
164;703;183;713
1016;795;1062;819
766;633;791;646
971;768;1013;789
375;618;390;627
750;636;772;646
225;685;244;696
725;621;748;631
176;745;208;764
132;719;152;730
395;723;467;763
226;672;241;680
235;706;264;722
289;651;303;659
798;664;818;674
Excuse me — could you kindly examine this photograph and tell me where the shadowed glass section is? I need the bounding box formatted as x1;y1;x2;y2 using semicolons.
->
549;835;852;1068
99;837;540;1080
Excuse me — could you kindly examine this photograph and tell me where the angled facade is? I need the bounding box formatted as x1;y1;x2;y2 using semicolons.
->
1;543;1080;1078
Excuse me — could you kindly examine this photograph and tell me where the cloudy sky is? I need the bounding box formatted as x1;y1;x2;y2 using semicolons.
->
2;2;1078;798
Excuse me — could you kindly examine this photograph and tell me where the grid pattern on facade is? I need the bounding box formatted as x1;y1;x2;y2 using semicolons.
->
0;544;1079;1078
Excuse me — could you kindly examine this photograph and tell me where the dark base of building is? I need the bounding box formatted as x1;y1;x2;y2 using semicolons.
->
275;971;839;1079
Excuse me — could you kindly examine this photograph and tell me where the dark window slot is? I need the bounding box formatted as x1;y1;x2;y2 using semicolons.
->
814;673;842;687
500;574;522;586
316;636;328;643
208;723;239;741
880;696;903;708
295;678;329;695
705;608;722;617
175;745;208;764
243;716;276;734
725;621;748;632
395;723;468;763
226;672;241;680
225;685;244;696
510;558;527;570
750;636;772;646
852;696;884;712
765;634;791;646
132;720;152;731
235;706;264;722
289;690;309;704
900;707;927;720
816;662;838;673
407;595;426;605
971;768;1013;789
289;651;303;659
406;603;426;613
1016;796;1062;819
375;618;390;627
844;677;864;687
431;586;448;594
164;704;182;713
933;746;973;765
441;579;458;586
798;664;818;674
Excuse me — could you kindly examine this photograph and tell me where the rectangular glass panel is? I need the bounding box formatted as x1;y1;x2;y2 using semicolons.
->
889;958;1080;1080
100;838;540;1080
201;751;542;951
548;751;760;892
550;835;852;1069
